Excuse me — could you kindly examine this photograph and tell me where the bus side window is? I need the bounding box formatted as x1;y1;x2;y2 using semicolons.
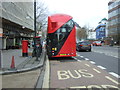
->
61;28;66;32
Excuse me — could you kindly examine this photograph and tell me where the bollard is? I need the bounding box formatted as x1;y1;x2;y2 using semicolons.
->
22;40;28;57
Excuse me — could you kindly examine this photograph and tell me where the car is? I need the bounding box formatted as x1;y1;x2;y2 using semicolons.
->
92;41;102;46
76;41;91;52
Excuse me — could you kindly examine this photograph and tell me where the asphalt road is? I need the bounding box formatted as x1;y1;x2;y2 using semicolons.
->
49;57;119;88
48;46;120;88
92;45;119;58
76;46;119;77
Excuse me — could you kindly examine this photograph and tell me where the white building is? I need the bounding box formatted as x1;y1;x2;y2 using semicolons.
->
87;30;96;40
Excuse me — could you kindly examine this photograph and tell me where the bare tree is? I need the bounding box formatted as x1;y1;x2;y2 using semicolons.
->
76;27;88;41
36;1;49;37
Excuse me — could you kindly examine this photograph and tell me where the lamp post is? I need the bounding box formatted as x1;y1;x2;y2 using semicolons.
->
33;0;37;57
34;0;36;37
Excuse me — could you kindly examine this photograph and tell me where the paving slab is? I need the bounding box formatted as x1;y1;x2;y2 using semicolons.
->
2;69;40;88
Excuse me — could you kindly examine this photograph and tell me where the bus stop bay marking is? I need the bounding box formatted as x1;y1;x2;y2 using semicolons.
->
57;69;94;80
85;64;90;67
80;56;84;58
72;57;81;62
105;76;119;85
93;68;101;73
70;85;119;89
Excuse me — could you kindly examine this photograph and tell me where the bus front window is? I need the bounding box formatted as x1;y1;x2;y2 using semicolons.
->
54;19;74;43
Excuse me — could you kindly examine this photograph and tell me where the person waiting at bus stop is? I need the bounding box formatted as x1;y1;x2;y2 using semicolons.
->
32;36;42;57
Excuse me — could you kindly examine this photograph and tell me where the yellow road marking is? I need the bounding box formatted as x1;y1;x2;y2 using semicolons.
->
70;85;119;89
70;86;86;88
93;68;101;73
105;76;119;85
77;60;81;62
85;64;90;67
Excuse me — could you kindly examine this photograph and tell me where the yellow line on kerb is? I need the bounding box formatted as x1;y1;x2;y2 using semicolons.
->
105;76;119;85
93;68;101;73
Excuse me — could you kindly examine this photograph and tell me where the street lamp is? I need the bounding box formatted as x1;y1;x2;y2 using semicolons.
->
32;0;37;57
34;0;36;37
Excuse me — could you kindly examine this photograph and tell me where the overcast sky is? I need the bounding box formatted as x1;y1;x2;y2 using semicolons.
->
41;0;109;29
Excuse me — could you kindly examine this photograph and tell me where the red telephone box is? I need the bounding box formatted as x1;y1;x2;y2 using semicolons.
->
22;40;28;57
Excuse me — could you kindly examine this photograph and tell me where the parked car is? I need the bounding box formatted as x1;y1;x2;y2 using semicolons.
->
92;41;102;46
76;41;91;52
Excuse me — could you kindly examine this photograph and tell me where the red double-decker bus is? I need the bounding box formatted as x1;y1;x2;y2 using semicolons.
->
46;14;76;58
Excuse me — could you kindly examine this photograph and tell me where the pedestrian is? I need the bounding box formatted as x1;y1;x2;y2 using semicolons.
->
32;41;34;47
110;40;114;46
101;40;104;45
28;41;30;48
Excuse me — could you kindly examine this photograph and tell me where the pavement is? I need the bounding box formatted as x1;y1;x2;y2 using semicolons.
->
2;48;32;70
2;69;41;88
0;46;47;89
0;46;46;74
